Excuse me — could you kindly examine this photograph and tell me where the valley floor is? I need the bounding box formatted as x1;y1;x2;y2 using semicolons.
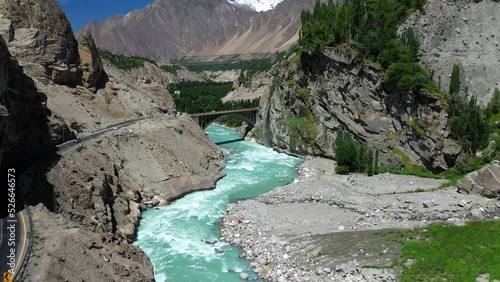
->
221;157;500;281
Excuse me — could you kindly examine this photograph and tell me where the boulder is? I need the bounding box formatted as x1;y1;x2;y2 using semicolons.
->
457;163;500;199
0;15;13;43
78;31;105;90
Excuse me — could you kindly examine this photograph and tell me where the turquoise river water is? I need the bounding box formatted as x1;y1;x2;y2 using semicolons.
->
134;125;303;281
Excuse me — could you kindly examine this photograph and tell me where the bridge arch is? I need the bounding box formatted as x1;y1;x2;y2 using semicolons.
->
189;108;259;138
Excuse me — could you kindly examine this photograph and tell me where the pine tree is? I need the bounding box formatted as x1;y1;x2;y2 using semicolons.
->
401;28;420;61
448;64;464;117
449;64;461;95
366;149;374;176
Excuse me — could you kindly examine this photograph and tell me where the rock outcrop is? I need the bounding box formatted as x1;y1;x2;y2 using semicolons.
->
262;48;461;171
47;116;225;243
401;0;500;105
0;0;81;85
0;32;52;167
24;204;155;282
21;116;226;280
78;31;106;91
457;162;500;199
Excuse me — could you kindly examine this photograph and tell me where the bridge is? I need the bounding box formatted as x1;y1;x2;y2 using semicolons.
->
189;108;259;137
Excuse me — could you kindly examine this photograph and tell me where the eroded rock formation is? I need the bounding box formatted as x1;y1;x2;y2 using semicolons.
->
0;32;52;167
78;31;106;91
0;0;81;85
262;48;461;171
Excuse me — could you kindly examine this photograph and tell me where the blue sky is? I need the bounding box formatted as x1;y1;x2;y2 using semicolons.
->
57;0;154;31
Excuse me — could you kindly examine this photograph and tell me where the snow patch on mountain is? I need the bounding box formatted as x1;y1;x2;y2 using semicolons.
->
227;0;285;12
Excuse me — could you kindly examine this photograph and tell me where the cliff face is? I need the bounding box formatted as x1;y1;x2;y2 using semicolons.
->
0;0;81;85
0;35;51;167
263;48;461;172
401;0;500;105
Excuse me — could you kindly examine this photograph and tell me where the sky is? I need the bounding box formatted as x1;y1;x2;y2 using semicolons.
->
57;0;154;31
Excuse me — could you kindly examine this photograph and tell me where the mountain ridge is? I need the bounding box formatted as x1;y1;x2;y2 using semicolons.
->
77;0;321;63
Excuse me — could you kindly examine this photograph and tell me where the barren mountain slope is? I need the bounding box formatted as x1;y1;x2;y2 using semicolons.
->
78;0;321;62
191;0;321;56
78;0;256;63
401;0;500;105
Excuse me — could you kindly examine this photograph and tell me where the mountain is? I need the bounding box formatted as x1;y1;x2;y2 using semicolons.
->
227;0;285;11
78;0;320;63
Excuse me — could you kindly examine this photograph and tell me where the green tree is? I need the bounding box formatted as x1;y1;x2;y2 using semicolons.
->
400;28;420;61
486;88;500;116
447;64;464;116
378;39;414;69
335;131;374;175
450;96;490;154
385;62;430;91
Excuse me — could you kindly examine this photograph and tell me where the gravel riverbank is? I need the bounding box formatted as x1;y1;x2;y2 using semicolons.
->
221;157;500;281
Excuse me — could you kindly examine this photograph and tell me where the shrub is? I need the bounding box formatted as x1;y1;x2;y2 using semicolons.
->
98;49;153;70
385;62;430;91
378;39;414;69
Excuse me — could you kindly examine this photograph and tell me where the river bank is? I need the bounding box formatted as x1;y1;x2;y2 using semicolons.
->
221;157;500;281
134;125;303;281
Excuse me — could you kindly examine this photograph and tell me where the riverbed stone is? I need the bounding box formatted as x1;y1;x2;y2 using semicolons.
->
240;272;249;280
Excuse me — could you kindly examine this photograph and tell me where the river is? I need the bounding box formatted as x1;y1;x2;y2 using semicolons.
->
134;125;303;281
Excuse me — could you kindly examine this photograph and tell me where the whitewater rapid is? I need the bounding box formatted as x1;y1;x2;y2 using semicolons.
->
134;125;303;281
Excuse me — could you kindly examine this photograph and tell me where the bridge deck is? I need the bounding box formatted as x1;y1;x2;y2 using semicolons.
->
188;107;259;117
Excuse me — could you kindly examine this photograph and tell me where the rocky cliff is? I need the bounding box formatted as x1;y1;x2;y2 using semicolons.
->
0;0;81;85
401;0;500;105
0;32;52;168
261;48;461;172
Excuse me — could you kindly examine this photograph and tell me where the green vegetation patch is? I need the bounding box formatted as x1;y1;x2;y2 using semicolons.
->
400;221;500;282
287;109;317;147
168;82;259;114
160;64;182;74
98;49;154;70
171;57;273;73
168;82;233;113
300;0;431;92
309;221;500;281
335;131;378;175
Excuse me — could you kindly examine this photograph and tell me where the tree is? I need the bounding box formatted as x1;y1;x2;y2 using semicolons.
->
400;28;420;61
448;64;464;117
486;88;500;116
450;96;490;154
334;131;374;175
374;149;379;174
385;62;430;91
366;149;374;176
378;39;413;69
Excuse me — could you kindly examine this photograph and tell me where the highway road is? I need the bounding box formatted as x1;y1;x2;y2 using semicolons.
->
57;117;147;151
0;211;29;282
0;116;148;282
